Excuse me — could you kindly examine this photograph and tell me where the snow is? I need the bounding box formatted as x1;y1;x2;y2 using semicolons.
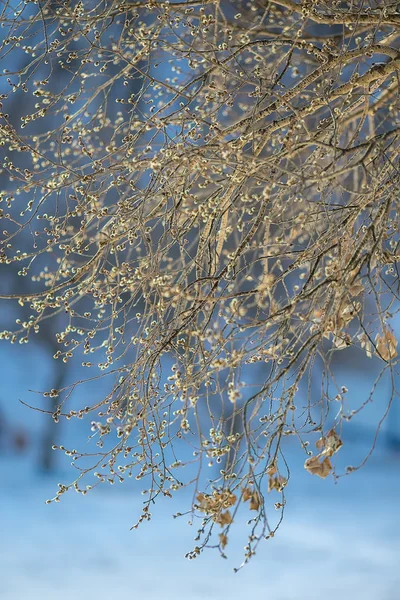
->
1;332;399;599
1;442;399;599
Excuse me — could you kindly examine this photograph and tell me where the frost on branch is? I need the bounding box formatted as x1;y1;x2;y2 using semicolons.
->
0;0;399;567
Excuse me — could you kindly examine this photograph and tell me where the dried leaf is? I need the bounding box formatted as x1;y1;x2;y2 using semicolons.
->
242;487;252;502
358;333;372;358
324;429;343;456
196;493;208;510
314;429;343;470
216;510;233;527
268;475;286;492
266;461;277;476
338;300;359;327
304;455;332;478
332;332;351;349
219;533;228;549
220;491;237;508
370;252;378;272
249;491;261;511
347;270;364;296
349;282;364;296
375;329;398;361
196;490;236;516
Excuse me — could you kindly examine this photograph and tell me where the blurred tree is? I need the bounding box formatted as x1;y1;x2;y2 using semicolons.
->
0;0;399;566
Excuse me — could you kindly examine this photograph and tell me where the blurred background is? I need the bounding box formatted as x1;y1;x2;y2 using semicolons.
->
0;1;399;598
0;316;399;600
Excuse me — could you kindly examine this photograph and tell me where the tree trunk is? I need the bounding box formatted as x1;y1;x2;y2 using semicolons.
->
39;364;65;472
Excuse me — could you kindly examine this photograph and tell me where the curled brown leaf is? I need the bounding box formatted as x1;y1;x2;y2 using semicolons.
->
304;455;332;478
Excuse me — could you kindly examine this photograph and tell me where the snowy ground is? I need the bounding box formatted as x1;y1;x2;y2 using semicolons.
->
1;331;400;599
1;443;400;600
